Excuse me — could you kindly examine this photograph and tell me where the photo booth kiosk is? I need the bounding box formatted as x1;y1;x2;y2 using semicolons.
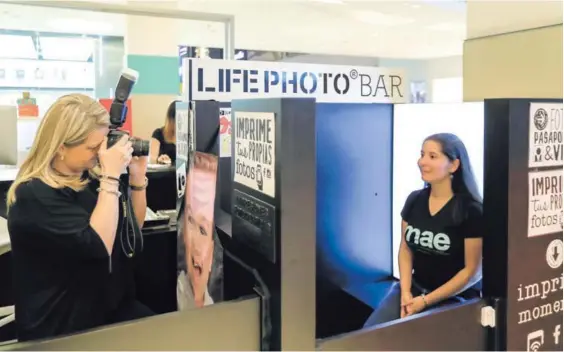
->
0;56;560;351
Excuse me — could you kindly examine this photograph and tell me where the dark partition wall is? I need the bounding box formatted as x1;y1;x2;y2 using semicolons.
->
1;297;261;351
218;103;233;214
230;98;317;351
315;103;393;338
316;103;393;287
317;299;487;351
483;98;563;352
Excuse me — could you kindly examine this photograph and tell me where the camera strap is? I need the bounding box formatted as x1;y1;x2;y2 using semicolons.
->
115;178;143;260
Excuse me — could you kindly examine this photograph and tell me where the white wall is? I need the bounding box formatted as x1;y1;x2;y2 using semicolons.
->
392;102;485;279
379;56;462;102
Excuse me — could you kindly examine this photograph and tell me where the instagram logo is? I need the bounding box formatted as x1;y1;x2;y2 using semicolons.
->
527;330;544;352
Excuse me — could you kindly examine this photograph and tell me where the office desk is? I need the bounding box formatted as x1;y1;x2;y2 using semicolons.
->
144;167;176;211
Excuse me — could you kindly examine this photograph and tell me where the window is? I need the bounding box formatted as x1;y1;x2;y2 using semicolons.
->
0;34;37;59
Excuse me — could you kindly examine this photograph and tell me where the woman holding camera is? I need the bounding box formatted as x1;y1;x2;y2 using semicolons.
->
7;94;154;341
364;133;483;327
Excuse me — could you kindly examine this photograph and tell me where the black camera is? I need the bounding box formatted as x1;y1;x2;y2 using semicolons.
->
107;68;150;156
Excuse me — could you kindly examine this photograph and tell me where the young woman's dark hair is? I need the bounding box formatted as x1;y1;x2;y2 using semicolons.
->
423;133;482;203
167;100;178;120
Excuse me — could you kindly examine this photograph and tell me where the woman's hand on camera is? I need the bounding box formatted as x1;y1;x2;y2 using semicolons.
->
129;155;149;183
99;135;133;178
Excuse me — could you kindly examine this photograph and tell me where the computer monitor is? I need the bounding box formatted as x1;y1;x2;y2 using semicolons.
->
0;105;18;166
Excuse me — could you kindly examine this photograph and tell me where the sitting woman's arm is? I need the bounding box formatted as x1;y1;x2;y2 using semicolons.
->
405;202;483;315
421;202;484;307
399;220;414;294
149;137;160;164
423;237;482;306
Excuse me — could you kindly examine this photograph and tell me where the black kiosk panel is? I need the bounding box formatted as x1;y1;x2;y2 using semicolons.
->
230;98;317;351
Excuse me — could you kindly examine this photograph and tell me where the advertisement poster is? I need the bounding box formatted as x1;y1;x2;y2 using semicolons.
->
177;151;223;309
529;103;563;168
506;100;564;352
233;111;276;198
528;169;563;237
220;107;232;158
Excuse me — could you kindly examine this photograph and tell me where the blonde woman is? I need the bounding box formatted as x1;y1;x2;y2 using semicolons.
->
149;101;177;165
6;94;153;342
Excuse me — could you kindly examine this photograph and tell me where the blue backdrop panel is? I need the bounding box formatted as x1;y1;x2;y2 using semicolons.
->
316;103;393;288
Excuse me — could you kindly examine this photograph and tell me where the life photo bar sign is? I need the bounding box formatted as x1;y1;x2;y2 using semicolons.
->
233;111;276;198
529;103;563;168
528;169;563;237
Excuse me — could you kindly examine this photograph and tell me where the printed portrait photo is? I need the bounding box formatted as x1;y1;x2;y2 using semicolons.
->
177;151;223;310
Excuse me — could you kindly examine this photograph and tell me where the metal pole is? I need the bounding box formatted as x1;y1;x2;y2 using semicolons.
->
224;18;235;60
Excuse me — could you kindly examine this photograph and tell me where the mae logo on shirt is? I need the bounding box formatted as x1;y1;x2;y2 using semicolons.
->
405;225;451;252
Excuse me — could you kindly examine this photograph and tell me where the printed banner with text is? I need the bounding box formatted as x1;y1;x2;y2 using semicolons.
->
507;100;563;352
233;111;276;198
183;58;408;104
529;103;563;168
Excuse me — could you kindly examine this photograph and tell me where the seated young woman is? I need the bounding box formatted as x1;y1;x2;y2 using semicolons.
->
364;133;483;327
150;100;177;165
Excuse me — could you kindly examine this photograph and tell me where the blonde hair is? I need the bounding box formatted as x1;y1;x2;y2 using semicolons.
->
6;94;110;207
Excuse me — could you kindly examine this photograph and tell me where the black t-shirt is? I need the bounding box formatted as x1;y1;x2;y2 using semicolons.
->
7;177;135;341
151;128;176;163
401;187;483;293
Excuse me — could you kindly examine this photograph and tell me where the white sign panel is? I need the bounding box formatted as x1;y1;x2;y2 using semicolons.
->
183;58;408;104
528;169;563;237
233;111;276;198
175;102;190;199
175;102;190;165
528;103;563;168
0;59;95;89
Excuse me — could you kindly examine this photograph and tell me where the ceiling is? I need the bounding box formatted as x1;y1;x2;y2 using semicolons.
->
0;0;560;59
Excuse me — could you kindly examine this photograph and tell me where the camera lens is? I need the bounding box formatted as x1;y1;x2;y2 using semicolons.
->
131;138;150;157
